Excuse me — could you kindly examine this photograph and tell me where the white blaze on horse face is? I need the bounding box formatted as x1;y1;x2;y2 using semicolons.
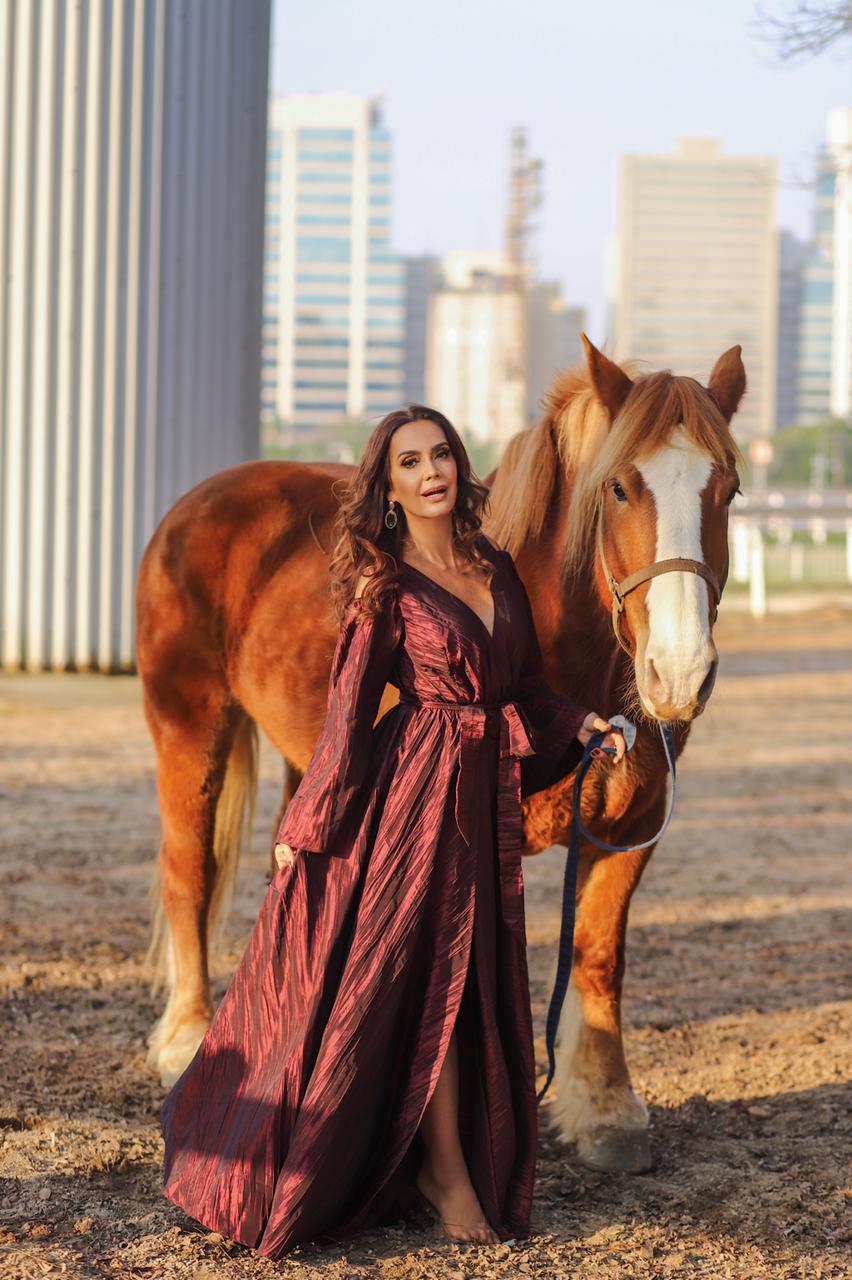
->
635;429;716;716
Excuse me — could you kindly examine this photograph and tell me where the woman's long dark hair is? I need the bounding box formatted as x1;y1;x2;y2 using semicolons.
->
327;405;492;619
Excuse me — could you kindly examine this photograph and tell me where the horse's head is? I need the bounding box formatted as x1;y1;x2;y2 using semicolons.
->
579;336;744;723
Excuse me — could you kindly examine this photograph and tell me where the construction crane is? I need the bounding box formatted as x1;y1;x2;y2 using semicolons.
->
504;127;543;418
505;126;543;287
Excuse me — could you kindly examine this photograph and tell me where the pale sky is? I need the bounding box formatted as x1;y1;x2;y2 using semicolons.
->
272;0;851;335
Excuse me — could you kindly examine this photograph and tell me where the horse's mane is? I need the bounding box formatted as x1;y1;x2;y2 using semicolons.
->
485;360;741;577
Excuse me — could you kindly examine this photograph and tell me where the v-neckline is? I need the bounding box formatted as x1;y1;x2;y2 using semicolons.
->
400;547;498;642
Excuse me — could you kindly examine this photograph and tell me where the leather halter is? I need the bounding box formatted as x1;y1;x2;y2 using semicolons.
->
596;497;723;656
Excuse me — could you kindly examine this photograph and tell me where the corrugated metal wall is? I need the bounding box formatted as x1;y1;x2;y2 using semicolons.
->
0;0;270;671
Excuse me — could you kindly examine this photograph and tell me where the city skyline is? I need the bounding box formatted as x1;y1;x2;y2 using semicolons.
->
273;0;851;337
262;90;847;441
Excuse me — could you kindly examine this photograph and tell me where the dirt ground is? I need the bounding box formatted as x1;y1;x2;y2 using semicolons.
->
1;605;850;1280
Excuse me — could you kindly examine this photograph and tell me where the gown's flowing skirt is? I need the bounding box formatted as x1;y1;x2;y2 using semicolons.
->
161;709;537;1256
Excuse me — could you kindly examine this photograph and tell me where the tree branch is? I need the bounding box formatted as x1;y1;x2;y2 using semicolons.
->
752;2;852;62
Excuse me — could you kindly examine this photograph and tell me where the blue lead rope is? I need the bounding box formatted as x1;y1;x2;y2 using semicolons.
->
536;719;678;1103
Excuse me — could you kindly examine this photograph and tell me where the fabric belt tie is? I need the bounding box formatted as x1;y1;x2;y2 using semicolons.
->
397;695;536;940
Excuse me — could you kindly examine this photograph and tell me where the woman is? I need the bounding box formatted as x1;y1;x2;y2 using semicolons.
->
160;405;624;1256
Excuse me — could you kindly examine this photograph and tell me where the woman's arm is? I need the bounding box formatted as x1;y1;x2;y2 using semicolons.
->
504;550;623;796
274;583;402;856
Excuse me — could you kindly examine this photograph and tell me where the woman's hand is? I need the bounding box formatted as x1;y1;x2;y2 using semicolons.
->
274;842;299;869
576;712;626;764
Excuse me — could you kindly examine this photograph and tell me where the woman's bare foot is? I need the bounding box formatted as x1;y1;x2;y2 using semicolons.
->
415;1159;500;1244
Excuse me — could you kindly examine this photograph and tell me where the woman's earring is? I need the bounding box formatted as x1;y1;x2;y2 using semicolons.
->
384;498;398;529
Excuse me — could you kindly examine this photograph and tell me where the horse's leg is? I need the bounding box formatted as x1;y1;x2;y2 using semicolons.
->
144;691;247;1086
548;843;655;1173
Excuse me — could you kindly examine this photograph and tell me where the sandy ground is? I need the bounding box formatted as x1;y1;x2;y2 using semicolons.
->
1;605;850;1280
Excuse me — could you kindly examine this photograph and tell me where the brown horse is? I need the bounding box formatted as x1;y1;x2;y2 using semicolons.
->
137;336;744;1174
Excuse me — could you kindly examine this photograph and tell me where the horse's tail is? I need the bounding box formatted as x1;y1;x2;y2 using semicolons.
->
144;713;260;993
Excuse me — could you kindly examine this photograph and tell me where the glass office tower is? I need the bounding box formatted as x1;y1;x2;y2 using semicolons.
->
263;94;405;440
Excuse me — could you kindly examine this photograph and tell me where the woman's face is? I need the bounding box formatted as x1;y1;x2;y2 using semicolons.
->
387;419;458;523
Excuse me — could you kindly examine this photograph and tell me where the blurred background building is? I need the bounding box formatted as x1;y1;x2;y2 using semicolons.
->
426;250;526;447
827;107;852;425
423;261;585;448
525;283;585;422
794;107;852;427
613;137;778;441
402;254;441;404
422;129;553;450
796;150;838;425
777;231;808;429
0;0;270;671
262;93;405;444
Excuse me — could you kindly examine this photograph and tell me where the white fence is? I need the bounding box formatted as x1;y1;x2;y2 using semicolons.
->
730;504;852;617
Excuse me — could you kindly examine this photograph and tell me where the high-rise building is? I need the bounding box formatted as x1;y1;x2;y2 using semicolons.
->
403;255;441;405
796;106;852;424
263;94;405;438
614;137;778;440
777;232;807;427
426;251;526;446
795;154;835;424
0;0;270;671
526;283;586;420
828;107;852;420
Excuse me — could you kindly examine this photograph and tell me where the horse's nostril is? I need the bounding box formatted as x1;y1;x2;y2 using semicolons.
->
697;658;718;706
646;657;664;697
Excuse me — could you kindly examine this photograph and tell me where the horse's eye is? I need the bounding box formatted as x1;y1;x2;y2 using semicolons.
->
725;485;742;506
612;480;627;503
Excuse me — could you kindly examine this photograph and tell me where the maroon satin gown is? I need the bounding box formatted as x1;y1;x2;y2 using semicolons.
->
160;534;589;1256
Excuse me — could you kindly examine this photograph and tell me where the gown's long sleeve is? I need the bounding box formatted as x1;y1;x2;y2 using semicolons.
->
501;550;592;798
275;590;403;853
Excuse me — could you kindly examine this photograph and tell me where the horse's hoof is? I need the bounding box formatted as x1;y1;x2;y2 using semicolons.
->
150;1020;209;1089
576;1126;652;1173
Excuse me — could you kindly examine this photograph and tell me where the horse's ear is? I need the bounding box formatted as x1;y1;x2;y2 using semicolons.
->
581;333;633;423
707;345;746;422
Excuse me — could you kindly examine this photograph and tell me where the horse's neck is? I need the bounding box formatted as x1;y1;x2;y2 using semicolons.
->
513;470;625;711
